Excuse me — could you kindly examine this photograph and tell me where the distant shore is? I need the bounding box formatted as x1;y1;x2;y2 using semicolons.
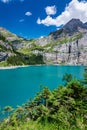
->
0;65;30;70
0;65;47;69
0;64;86;70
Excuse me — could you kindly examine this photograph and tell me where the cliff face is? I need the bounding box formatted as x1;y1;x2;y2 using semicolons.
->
43;33;87;65
0;19;87;66
35;19;87;65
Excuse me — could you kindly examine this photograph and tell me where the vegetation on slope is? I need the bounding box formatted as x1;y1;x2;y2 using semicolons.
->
7;53;44;65
0;68;87;130
0;27;84;67
0;32;45;66
0;18;87;66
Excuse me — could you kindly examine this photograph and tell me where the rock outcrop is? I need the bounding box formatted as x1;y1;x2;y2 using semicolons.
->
0;52;8;61
43;34;87;65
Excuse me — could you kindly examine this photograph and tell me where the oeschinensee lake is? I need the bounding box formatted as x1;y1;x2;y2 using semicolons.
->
0;65;86;109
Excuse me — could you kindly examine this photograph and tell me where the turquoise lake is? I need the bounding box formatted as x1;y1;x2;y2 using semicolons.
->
0;65;86;109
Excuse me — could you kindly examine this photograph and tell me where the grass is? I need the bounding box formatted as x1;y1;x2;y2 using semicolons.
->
0;121;58;130
18;48;32;55
1;120;86;130
0;61;9;67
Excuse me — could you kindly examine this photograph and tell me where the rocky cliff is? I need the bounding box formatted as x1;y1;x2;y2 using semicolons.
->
0;18;87;66
35;19;87;65
43;33;87;65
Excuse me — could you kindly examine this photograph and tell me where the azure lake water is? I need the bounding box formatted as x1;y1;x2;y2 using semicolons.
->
0;65;86;110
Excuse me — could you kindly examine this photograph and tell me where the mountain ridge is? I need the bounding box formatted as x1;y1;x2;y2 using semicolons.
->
49;18;87;40
0;18;87;66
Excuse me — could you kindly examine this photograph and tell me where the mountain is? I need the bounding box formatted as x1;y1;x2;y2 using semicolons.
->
49;19;87;40
0;28;44;66
0;18;87;66
34;19;87;65
63;19;87;32
84;22;87;28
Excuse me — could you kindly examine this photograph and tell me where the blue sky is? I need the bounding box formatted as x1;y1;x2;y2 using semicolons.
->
0;0;87;39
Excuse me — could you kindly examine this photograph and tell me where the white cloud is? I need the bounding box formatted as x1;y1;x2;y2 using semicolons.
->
45;5;57;15
25;11;32;16
37;18;41;24
37;16;57;26
19;19;24;22
40;36;44;38
37;0;87;27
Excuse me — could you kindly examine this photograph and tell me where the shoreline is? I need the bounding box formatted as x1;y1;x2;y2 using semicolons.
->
0;65;29;70
0;64;86;70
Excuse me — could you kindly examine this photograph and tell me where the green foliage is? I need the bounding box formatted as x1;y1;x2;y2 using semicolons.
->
82;68;87;86
3;106;13;117
0;75;87;130
0;61;9;67
0;34;6;42
4;106;13;112
62;73;73;85
7;55;25;65
0;44;8;52
73;33;83;41
18;48;32;55
26;53;44;65
6;53;44;66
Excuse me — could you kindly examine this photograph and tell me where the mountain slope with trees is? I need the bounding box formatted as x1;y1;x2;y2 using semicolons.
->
0;19;87;66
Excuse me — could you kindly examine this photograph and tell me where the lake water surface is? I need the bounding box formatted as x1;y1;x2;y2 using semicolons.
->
0;65;86;109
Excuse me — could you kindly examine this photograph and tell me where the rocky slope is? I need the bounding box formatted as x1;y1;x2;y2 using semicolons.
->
35;19;87;65
0;27;44;66
0;18;87;66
